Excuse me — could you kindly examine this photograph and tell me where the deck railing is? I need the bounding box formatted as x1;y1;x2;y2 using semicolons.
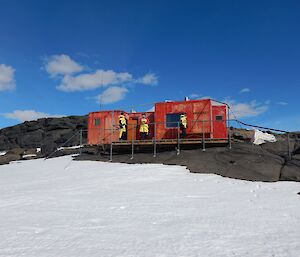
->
44;118;296;162
86;119;230;161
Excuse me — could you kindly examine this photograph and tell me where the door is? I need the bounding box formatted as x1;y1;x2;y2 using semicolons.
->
127;119;138;141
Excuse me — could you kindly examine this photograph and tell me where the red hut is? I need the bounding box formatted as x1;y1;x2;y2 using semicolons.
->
88;99;228;145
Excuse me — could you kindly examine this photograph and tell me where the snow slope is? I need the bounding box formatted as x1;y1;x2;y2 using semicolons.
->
0;156;299;257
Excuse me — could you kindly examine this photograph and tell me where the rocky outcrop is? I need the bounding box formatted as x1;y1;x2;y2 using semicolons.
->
1;118;299;182
75;142;285;182
0;115;87;155
75;130;300;182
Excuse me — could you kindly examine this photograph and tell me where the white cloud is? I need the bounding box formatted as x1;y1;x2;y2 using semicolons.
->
3;110;63;122
226;99;268;119
277;101;288;106
189;93;200;99
45;54;158;92
0;64;16;91
135;73;158;85
97;86;128;104
57;70;133;92
45;54;84;77
239;88;250;93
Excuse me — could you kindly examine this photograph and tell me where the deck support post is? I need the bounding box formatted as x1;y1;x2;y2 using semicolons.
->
109;141;113;162
177;122;180;155
109;111;114;162
79;129;83;155
227;106;232;149
202;120;206;152
153;122;157;157
131;124;134;160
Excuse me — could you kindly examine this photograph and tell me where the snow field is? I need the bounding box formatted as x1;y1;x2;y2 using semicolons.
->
0;156;299;257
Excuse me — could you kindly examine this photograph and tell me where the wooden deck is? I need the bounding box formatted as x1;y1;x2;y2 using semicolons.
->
111;138;228;146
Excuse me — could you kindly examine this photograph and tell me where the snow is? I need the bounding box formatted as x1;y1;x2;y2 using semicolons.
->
57;145;83;151
0;156;300;257
0;151;6;156
22;154;37;158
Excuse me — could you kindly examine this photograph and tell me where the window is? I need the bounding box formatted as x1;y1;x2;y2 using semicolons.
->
94;118;100;126
166;113;182;128
215;115;223;121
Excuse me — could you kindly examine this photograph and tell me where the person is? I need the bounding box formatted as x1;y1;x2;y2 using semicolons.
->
118;112;127;140
139;113;149;140
179;113;187;138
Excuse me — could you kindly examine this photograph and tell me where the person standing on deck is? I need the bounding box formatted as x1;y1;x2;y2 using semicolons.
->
118;112;127;140
139;113;149;140
180;114;187;138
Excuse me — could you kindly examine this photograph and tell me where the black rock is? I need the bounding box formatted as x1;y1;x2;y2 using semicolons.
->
0;115;87;154
280;159;300;181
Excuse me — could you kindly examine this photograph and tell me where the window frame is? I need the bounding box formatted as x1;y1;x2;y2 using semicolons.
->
215;115;223;121
94;118;100;126
165;113;183;128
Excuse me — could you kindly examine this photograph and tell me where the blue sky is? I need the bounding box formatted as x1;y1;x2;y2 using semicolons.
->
0;0;300;131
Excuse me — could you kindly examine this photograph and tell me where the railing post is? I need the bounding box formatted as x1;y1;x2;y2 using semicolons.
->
153;122;157;157
131;124;134;160
109;126;113;162
228;126;232;150
79;129;83;155
227;106;232;149
177;122;180;155
202;119;206;152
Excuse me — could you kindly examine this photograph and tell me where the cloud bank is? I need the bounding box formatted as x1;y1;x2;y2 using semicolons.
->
225;99;269;119
44;54;158;105
3;110;64;122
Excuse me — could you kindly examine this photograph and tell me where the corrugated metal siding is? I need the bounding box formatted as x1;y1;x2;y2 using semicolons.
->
212;105;227;139
154;99;213;139
87;99;227;144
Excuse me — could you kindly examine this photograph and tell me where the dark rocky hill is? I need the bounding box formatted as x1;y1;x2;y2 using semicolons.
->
0;115;87;156
0;116;299;182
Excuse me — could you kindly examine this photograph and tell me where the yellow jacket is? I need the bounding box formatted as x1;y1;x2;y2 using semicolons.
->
180;115;187;128
139;118;149;133
118;115;127;132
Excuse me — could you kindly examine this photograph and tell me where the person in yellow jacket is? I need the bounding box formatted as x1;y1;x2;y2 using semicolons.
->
139;113;149;140
180;113;187;138
118;112;127;140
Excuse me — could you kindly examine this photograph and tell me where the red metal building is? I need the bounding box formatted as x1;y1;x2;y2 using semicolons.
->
88;99;228;145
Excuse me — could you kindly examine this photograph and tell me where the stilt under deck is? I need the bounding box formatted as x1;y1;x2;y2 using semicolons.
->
111;138;228;146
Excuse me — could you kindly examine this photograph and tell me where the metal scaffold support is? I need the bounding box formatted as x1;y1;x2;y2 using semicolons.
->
153;123;157;157
109;110;114;162
202;120;206;152
131;124;134;160
79;129;83;155
227;106;232;149
177;122;180;155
